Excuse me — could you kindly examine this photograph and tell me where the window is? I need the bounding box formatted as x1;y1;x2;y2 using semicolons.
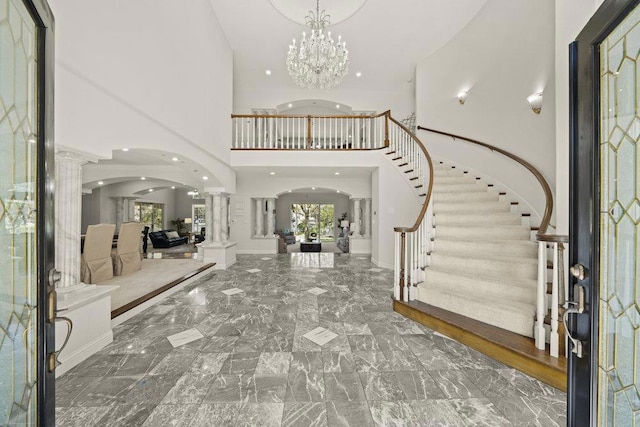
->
135;202;164;231
192;204;205;233
290;203;335;242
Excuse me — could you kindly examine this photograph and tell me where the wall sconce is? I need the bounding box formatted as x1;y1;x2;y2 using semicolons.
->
457;91;468;105
527;92;543;114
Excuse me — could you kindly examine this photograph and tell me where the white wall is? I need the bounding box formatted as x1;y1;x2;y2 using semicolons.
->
49;0;236;190
415;0;556;226
554;0;606;235
371;160;423;269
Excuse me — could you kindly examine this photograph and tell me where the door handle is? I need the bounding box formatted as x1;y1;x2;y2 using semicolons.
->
46;268;74;372
569;263;589;280
562;284;586;358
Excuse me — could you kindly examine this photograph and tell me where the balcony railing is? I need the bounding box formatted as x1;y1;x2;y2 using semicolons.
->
231;112;389;150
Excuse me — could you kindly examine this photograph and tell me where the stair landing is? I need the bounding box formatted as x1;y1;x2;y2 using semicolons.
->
393;298;567;391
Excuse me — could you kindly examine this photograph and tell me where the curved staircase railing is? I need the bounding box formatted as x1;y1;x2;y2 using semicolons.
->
417;126;568;358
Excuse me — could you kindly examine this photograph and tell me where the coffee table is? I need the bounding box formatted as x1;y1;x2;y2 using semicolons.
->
300;241;321;252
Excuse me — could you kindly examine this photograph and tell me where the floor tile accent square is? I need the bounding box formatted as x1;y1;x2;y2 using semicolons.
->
222;288;244;296
247;269;262;273
167;328;204;348
261;257;272;260
307;287;327;296
368;268;383;272
303;327;338;347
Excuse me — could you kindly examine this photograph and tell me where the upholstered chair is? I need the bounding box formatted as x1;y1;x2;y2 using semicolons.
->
112;222;143;276
80;223;116;284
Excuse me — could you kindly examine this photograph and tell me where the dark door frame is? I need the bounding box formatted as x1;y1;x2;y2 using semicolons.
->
569;0;640;425
21;0;56;425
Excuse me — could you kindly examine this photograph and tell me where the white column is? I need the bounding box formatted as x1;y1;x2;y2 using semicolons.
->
125;197;137;222
364;198;372;238
205;193;213;244
213;193;222;243
254;198;264;237
54;152;86;289
221;194;229;242
266;198;275;236
353;199;361;236
113;197;124;232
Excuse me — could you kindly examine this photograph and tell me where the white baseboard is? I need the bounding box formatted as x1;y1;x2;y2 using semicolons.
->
56;331;113;378
371;257;393;270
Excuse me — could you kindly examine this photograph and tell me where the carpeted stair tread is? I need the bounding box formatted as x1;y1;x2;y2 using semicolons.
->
434;176;476;184
415;285;536;337
435;225;531;240
433;238;537;258
435;212;522;226
422;267;536;304
433;192;499;202
435;201;511;213
432;183;488;193
430;253;537;280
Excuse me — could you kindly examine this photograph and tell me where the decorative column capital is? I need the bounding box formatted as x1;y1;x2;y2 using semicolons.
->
55;147;99;165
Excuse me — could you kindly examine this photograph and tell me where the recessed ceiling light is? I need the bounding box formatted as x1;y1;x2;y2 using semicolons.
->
356;72;362;77
202;176;208;180
172;157;179;161
98;181;104;185
122;148;129;152
336;104;340;108
148;188;153;192
171;186;175;189
334;172;340;175
141;177;146;180
265;69;272;75
312;187;316;190
270;172;275;175
336;190;340;193
288;103;292;108
288;190;292;193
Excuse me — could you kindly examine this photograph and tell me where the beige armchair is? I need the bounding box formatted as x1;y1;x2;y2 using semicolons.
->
112;222;143;276
81;223;116;284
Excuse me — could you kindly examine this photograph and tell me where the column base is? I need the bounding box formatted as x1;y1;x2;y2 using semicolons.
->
197;241;237;269
349;236;372;254
55;284;118;378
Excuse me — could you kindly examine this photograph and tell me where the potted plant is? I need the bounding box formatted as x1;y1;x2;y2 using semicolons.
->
170;218;186;236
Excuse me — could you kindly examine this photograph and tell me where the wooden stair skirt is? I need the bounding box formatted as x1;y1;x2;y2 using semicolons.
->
394;298;567;392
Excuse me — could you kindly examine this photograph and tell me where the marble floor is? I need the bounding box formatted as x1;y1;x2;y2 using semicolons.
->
56;254;566;427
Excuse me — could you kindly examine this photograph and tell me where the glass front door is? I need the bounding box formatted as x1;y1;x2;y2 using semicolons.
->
0;0;55;424
569;0;640;424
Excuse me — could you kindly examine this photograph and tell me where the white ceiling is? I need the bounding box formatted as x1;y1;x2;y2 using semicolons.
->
209;0;488;94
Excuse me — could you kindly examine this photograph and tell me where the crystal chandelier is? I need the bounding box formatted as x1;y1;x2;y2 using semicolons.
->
286;0;349;89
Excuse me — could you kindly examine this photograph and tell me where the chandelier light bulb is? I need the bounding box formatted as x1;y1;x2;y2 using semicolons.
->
286;0;349;89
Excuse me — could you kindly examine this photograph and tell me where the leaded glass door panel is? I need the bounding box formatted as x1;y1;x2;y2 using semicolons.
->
0;0;55;424
569;0;640;424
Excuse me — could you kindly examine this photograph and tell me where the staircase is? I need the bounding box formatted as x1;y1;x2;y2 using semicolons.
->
415;163;538;337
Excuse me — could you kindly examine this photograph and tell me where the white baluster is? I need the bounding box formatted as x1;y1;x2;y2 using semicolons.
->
550;242;559;357
535;241;547;350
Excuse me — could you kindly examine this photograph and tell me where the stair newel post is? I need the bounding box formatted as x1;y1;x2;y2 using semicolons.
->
384;111;390;147
534;240;547;350
394;232;400;300
399;230;407;301
550;242;560;358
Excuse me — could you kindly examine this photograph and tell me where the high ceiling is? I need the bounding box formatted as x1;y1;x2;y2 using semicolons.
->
209;0;488;94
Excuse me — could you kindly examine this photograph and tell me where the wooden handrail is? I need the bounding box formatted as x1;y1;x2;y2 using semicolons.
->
417;126;553;236
231;111;389;119
391;116;434;233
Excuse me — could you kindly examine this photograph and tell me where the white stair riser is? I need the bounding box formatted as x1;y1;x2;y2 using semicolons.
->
435;202;511;213
434;176;476;184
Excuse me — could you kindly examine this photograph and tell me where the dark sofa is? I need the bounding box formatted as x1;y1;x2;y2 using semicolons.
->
148;230;188;248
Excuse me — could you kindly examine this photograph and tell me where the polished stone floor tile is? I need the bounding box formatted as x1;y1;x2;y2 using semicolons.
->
281;402;327;427
56;254;567;426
